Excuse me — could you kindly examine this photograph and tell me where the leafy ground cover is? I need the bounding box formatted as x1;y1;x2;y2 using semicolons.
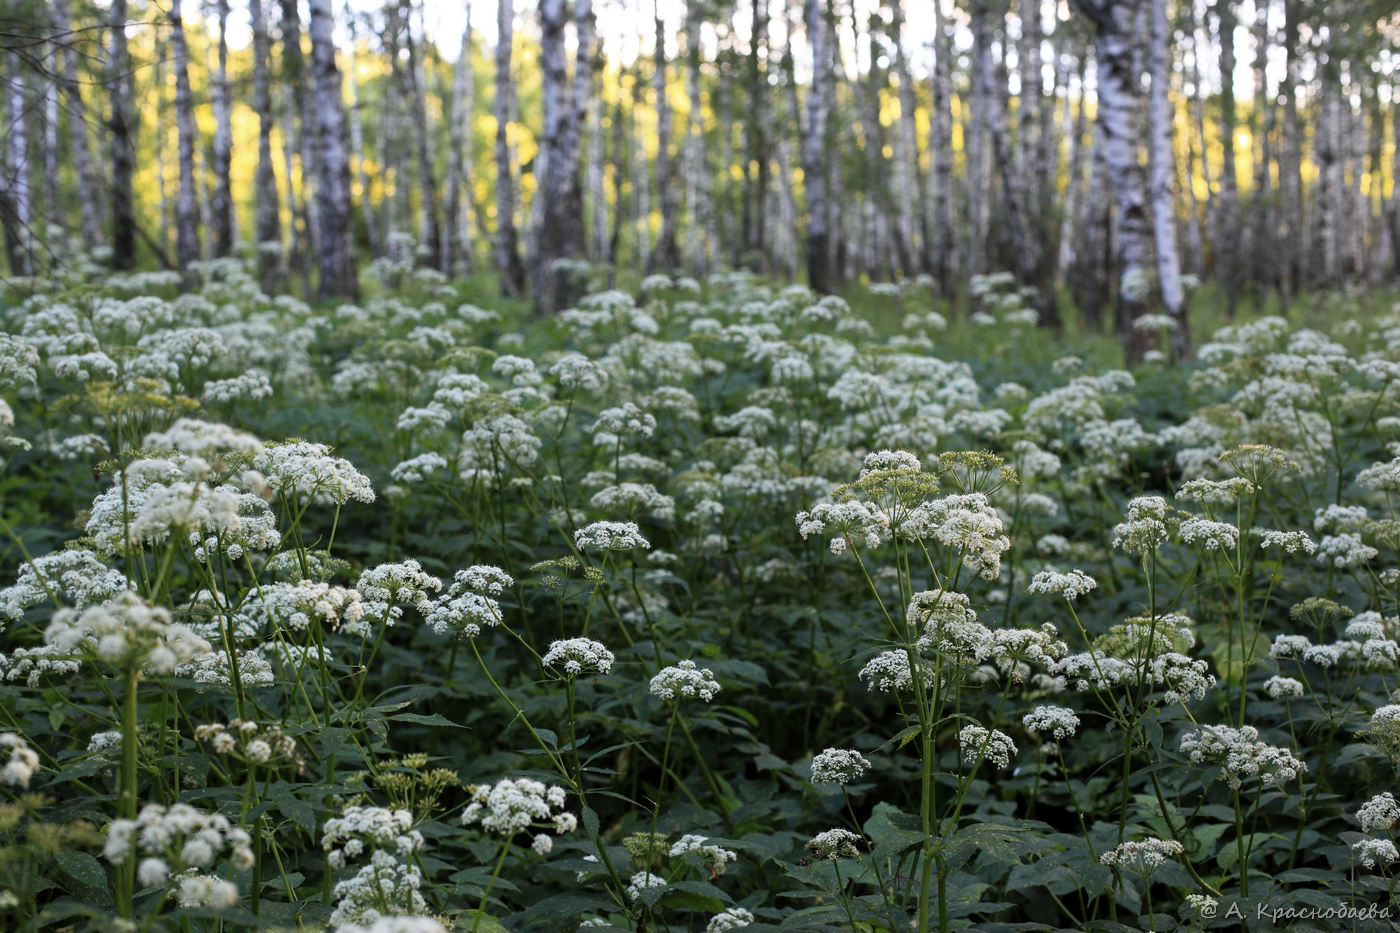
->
0;261;1398;932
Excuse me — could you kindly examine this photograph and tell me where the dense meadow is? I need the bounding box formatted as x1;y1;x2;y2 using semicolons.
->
1;253;1400;932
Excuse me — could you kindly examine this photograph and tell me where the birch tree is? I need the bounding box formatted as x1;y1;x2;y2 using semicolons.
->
307;0;359;299
251;0;282;291
494;0;527;296
209;0;235;257
169;0;201;271
1149;0;1189;358
802;0;833;293
108;0;137;270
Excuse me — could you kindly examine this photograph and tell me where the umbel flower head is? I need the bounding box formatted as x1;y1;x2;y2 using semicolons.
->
810;748;871;785
649;660;721;702
1099;837;1184;875
806;828;862;861
958;725;1018;770
461;777;577;837
1178;723;1307;789
44;591;210;675
543;638;614;678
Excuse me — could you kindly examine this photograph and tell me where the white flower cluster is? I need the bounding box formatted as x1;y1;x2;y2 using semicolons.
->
809;748;871;785
1351;838;1399;871
668;834;737;874
357;560;443;619
0;733;39;788
0;548;133;626
322;806;424;870
194;719;300;770
626;870;667;901
240;581;367;635
44;592;210;674
649;659;721;702
706;907;755;933
903;493;1010;579
1356;793;1400;833
958;725;1018;770
423;565;512;640
254;441;375;505
1021;706;1080;740
542;638;615;678
104;802;253;906
1178;723;1307;789
574;520;651;551
795;500;883;555
1026;569;1097;602
805;828;862;861
329;850;428;928
1099;837;1184;874
461;777;576;837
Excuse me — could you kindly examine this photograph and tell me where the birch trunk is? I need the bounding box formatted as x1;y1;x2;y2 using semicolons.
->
801;0;832;293
2;59;31;275
210;0;234;257
928;0;955;292
1215;0;1239;315
251;0;282;291
649;2;681;272
345;12;379;257
281;0;313;279
53;0;105;250
170;0;201;271
1076;0;1153;361
307;0;359;299
743;0;769;265
530;0;589;312
684;1;712;274
1149;0;1189;358
403;2;443;271
494;0;527;296
447;16;474;275
108;0;137;270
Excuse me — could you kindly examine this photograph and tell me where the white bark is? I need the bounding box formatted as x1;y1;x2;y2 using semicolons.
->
1149;0;1188;358
308;0;359;299
170;0;201;271
494;0;526;295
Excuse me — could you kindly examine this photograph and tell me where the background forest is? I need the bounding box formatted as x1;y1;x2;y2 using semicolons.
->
2;0;1400;350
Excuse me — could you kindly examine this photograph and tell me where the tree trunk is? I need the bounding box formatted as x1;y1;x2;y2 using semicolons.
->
1149;0;1189;358
530;0;589;313
683;0;712;274
53;0;104;251
1214;0;1239;316
494;0;527;296
802;0;833;293
307;0;359;299
344;11;378;258
446;13;474;276
928;0;955;294
649;2;681;272
1076;0;1152;361
209;0;234;257
743;0;769;268
2;57;31;276
108;0;137;270
281;0;313;285
169;0;201;271
401;1;443;272
251;0;282;292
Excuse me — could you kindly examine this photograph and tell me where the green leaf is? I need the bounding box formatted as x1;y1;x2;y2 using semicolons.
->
455;909;509;933
389;711;467;728
52;852;110;900
863;801;924;859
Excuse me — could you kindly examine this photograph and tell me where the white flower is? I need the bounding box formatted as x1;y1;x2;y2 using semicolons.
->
806;828;862;861
1099;838;1184;874
1178;723;1307;789
810;748;871;785
543;638;614;678
626;871;667;901
0;734;38;789
1027;569;1097;602
574;521;651;551
1021;706;1080;740
461;778;573;838
1263;676;1304;700
1357;793;1400;834
649;660;721;702
254;441;374;505
706;907;755;933
958;725;1017;770
1352;838;1399;870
